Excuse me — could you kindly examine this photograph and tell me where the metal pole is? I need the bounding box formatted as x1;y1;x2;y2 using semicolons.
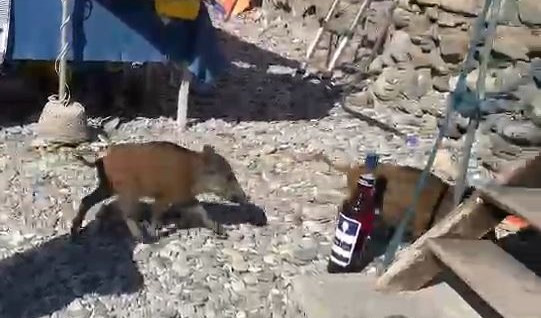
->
58;0;69;103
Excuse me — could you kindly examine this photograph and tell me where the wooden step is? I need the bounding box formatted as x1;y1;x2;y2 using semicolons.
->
478;185;541;231
428;238;541;318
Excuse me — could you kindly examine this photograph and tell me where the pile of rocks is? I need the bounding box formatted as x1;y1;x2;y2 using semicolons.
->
363;0;541;147
259;0;541;168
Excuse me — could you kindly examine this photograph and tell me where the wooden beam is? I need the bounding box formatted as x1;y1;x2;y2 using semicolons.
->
305;0;341;62
327;0;373;72
375;194;501;292
376;151;541;292
224;0;240;22
428;238;541;318
479;186;541;231
359;2;395;73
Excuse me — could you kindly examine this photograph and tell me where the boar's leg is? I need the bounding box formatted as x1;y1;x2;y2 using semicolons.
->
71;184;111;239
183;203;227;238
116;196;146;243
147;201;169;240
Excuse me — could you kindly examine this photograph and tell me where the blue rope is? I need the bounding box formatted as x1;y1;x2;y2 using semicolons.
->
379;0;495;271
453;0;501;207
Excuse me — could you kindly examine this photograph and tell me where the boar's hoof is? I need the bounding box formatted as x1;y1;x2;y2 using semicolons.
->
70;227;82;241
214;223;228;239
142;230;160;244
216;232;229;240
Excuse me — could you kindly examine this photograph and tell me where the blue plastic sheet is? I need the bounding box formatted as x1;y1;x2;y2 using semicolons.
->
6;0;228;84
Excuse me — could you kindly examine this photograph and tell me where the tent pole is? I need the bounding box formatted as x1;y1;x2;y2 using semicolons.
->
58;0;69;103
177;65;192;131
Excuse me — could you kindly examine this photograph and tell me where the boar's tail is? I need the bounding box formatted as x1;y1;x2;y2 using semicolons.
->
309;151;351;174
284;151;352;174
73;154;97;167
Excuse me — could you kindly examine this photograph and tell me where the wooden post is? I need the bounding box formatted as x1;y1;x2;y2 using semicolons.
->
224;0;240;22
177;66;192;131
305;0;341;61
376;150;541;292
327;0;372;72
360;2;396;73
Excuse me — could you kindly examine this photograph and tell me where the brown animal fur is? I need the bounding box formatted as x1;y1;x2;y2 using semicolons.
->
71;141;248;242
312;153;454;239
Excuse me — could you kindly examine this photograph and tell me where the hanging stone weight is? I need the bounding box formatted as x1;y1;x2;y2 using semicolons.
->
35;97;90;145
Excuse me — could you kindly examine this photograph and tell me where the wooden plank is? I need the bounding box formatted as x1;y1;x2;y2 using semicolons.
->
375;194;501;292
428;238;541;318
376;152;541;292
327;0;373;71
304;0;341;61
479;185;541;231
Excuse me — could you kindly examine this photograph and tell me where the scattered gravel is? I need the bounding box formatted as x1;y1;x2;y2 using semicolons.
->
0;6;503;318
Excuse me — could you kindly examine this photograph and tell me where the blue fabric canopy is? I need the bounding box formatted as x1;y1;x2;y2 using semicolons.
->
6;0;228;83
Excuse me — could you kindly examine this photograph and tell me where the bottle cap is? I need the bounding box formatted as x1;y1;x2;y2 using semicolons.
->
364;152;379;170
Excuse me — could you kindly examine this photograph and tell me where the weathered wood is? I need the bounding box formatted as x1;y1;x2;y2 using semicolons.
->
359;2;396;73
479;186;541;231
304;0;341;61
176;67;192;131
224;0;240;22
327;0;373;71
375;194;501;292
376;151;541;292
498;152;541;188
428;238;541;318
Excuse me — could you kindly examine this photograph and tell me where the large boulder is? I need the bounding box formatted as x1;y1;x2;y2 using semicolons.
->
498;0;522;26
439;0;483;16
526;90;541;127
415;0;482;16
493;26;541;61
517;0;541;26
438;31;470;64
414;0;440;6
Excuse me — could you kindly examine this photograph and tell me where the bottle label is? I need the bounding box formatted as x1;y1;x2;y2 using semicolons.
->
330;212;362;267
357;175;375;187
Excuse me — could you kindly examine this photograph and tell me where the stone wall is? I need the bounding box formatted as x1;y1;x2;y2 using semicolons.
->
364;0;541;147
255;0;541;168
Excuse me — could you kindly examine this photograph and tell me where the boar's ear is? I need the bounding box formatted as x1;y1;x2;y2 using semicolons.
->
203;144;215;155
202;144;216;162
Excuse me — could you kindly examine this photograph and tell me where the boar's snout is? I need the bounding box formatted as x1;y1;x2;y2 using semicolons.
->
229;190;249;204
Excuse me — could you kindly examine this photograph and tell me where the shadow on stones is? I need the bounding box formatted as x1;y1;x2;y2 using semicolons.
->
0;219;143;318
187;31;337;124
98;201;268;239
422;228;541;318
496;228;541;277
203;202;268;227
350;226;394;273
0;30;337;128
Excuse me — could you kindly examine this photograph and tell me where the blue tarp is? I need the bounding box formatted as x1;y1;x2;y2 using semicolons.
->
5;0;228;84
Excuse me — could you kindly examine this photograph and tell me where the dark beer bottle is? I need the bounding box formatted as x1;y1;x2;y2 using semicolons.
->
328;152;380;273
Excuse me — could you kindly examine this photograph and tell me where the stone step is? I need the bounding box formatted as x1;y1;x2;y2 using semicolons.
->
478;185;541;231
290;274;482;318
428;238;541;318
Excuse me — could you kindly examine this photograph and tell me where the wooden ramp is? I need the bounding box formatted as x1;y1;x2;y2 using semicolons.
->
428;238;541;318
376;153;541;318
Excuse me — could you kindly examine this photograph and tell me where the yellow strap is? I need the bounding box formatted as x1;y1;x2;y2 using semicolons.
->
154;0;200;21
